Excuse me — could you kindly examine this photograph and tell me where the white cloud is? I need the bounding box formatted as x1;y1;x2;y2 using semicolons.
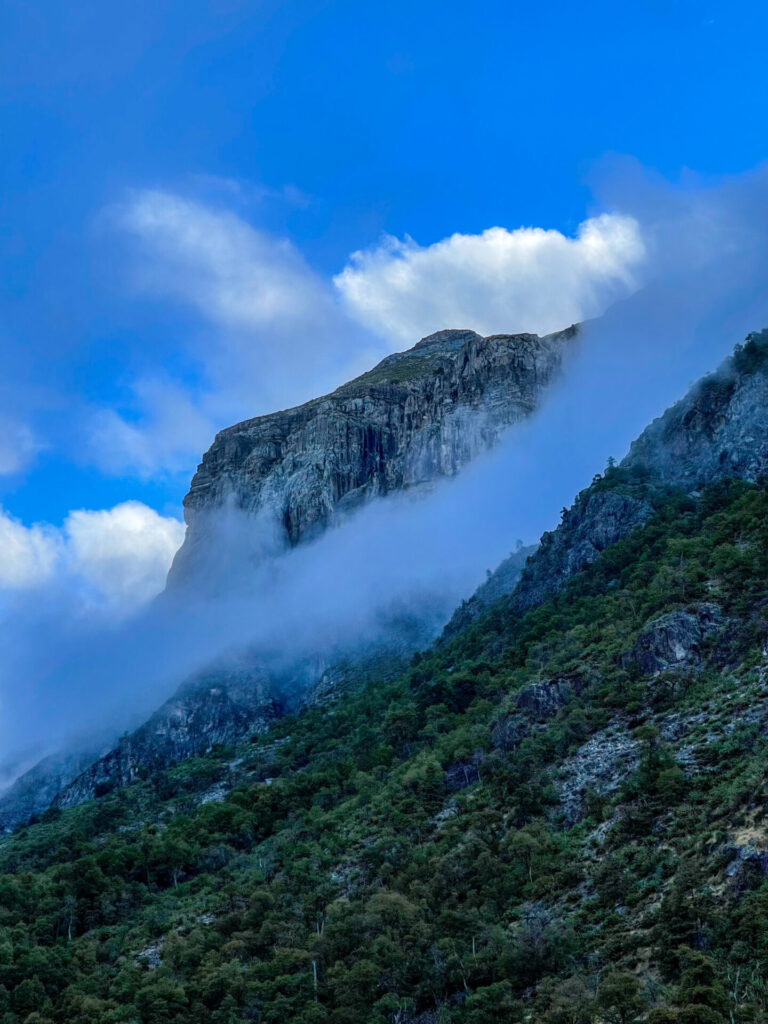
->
0;419;43;476
63;502;186;609
87;378;218;481
334;214;646;344
0;502;185;614
0;511;59;587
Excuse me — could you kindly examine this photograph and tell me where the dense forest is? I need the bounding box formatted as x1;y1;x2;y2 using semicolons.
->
1;459;768;1023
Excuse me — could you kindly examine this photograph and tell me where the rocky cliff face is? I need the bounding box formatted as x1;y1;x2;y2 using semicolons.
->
623;330;768;487
441;543;538;639
169;326;576;585
55;667;281;809
505;330;768;617
33;326;577;816
0;746;110;832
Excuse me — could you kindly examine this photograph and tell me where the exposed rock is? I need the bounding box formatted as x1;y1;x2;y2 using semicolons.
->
510;491;654;615
55;666;281;810
623;330;768;488
136;941;163;970
491;713;530;753
491;676;587;752
515;676;586;718
0;744;112;832
724;843;768;893
500;332;768;624
432;800;460;828
558;723;641;825
169;327;576;586
444;751;485;792
631;603;723;676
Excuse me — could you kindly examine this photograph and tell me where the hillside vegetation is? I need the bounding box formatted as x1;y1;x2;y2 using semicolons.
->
2;464;768;1023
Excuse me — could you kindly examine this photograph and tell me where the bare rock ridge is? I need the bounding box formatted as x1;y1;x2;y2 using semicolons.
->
168;326;577;586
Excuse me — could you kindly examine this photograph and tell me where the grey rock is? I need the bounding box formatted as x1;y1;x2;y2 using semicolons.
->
510;491;654;615
491;676;586;752
0;744;112;832
623;333;768;488
515;675;585;717
444;750;485;792
558;723;641;825
441;543;537;639
724;843;768;891
169;326;576;586
631;603;723;676
499;333;768;624
55;666;281;809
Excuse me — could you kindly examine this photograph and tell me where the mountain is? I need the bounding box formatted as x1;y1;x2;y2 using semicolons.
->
3;330;768;1022
0;325;575;827
168;326;576;586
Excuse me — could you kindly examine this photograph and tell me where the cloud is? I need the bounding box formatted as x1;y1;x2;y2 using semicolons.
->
116;188;335;335
0;502;185;614
334;214;646;344
87;378;218;480
89;190;384;478
0;419;43;477
8;162;768;781
0;511;59;588
92;192;650;482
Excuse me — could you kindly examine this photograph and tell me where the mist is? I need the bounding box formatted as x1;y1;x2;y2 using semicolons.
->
4;162;768;788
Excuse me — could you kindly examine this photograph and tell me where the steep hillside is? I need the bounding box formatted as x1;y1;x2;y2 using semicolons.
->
0;326;574;831
1;332;768;1023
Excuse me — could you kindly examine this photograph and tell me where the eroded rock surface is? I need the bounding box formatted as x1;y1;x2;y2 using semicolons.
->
169;327;575;586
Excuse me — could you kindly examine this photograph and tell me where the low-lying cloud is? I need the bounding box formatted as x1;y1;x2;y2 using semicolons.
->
5;162;768;790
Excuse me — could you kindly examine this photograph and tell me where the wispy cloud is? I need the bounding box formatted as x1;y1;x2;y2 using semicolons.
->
90;193;648;481
0;419;44;477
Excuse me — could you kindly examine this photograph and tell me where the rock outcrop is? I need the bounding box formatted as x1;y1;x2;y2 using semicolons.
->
169;327;576;586
55;667;281;808
441;543;537;639
509;490;655;615
0;746;110;832
630;603;723;676
623;330;768;487
502;330;768;620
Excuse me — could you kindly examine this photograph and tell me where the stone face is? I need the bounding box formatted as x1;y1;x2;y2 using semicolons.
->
55;667;282;809
631;604;723;676
510;491;655;615
169;327;576;586
623;333;768;487
490;676;587;752
515;676;585;718
441;543;537;639
38;328;576;816
558;723;641;825
0;746;110;832
500;334;768;622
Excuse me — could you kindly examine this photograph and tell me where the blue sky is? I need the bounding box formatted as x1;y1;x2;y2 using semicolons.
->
2;0;768;603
